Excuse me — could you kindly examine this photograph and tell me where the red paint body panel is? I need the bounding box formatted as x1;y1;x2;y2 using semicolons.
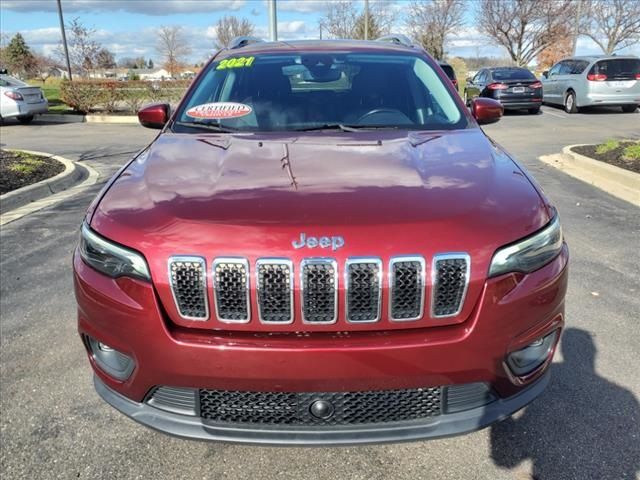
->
90;130;550;332
75;245;567;402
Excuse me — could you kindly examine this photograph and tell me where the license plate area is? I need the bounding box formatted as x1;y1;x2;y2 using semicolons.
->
512;87;525;93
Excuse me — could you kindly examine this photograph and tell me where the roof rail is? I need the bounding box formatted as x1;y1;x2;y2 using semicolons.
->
229;36;265;49
376;34;415;48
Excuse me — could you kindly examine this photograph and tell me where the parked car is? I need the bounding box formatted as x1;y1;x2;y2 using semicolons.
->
0;74;48;123
74;36;568;446
464;67;543;114
541;55;640;113
438;60;458;91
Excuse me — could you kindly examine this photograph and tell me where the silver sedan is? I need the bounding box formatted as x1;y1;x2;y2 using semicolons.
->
0;75;49;124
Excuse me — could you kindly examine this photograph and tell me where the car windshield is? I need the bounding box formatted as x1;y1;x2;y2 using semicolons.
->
590;58;640;80
492;69;536;81
0;75;27;87
173;52;466;133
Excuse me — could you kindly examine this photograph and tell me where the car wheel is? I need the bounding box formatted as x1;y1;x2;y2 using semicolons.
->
528;107;540;115
621;105;638;113
17;115;34;124
564;91;578;114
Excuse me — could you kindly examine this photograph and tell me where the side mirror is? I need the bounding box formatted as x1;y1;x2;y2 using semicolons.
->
471;98;503;125
138;103;170;129
466;77;473;83
542;70;549;78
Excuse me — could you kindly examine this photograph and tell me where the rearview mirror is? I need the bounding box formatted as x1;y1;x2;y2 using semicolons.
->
138;103;170;129
471;98;503;125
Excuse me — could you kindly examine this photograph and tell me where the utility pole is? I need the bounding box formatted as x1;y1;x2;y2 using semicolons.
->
268;0;278;41
56;0;72;81
572;0;583;56
364;0;370;40
319;21;323;40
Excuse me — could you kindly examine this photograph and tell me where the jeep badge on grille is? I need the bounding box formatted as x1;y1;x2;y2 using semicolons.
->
292;233;344;251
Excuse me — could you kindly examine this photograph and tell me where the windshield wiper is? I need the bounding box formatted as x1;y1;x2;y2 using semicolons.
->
295;123;363;132
173;121;239;133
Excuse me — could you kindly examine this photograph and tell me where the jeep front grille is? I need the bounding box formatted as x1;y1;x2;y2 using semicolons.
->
168;254;470;324
389;257;425;321
432;254;470;317
213;258;250;323
301;259;338;324
256;259;294;324
345;258;382;322
168;257;208;320
199;386;442;425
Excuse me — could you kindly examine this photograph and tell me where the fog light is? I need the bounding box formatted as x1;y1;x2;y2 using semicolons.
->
507;330;558;376
86;336;134;380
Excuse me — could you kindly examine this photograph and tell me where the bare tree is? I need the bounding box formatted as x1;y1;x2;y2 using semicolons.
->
58;18;101;77
156;26;191;78
95;48;116;69
213;15;255;48
32;54;57;83
320;0;396;39
406;0;465;60
476;0;574;66
580;0;640;54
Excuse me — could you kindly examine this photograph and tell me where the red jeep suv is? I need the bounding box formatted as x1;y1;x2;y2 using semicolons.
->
74;37;568;445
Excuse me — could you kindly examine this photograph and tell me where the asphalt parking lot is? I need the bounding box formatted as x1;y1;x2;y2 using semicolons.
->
1;106;639;480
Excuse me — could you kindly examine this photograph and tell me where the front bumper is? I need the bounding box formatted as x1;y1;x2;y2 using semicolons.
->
95;372;550;445
75;244;568;444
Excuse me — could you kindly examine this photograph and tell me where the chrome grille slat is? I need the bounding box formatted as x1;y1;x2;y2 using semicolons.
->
213;258;250;323
345;258;382;323
256;259;294;324
431;254;470;318
301;258;338;324
168;256;208;320
389;257;425;321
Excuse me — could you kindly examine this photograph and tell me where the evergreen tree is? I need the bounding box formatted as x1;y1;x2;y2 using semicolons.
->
5;33;36;77
147;58;154;69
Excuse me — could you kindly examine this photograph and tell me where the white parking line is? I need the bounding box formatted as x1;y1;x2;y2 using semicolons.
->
542;107;568;119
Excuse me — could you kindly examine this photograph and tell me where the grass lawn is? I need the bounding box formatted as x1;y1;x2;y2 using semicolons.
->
573;139;640;174
27;79;75;114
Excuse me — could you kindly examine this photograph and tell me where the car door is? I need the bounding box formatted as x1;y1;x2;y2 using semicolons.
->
467;70;487;101
543;62;563;104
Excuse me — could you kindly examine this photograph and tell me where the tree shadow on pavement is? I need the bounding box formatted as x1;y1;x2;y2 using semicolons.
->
490;328;639;480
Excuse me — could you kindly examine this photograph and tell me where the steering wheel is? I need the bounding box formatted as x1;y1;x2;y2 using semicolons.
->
356;108;403;124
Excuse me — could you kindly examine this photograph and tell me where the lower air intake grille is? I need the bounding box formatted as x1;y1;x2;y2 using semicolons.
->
432;255;469;317
147;386;198;416
257;260;293;323
346;259;382;322
301;259;337;323
390;258;425;320
199;387;442;425
169;257;208;320
213;259;249;322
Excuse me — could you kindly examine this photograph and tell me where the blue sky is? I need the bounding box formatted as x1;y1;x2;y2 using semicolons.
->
1;0;638;66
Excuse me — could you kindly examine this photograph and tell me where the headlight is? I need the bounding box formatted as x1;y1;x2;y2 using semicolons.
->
79;223;150;281
489;216;563;277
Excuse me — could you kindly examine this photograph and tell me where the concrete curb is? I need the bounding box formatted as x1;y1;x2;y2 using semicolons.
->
38;114;139;124
0;159;99;226
86;115;139;124
539;144;640;207
0;150;83;214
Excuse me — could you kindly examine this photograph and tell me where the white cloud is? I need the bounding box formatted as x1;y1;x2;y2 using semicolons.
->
278;20;306;34
1;0;245;15
266;0;326;14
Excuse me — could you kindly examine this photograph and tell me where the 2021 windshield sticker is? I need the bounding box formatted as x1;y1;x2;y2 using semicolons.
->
186;102;252;120
216;56;255;70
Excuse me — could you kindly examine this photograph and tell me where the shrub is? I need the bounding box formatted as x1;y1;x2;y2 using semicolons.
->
59;79;190;114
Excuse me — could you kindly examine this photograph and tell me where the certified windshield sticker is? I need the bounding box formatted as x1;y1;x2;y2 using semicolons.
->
186;102;252;119
216;56;255;70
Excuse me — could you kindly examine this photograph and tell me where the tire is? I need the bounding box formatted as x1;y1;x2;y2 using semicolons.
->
528;107;540;114
564;91;578;114
621;105;638;113
17;115;34;124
